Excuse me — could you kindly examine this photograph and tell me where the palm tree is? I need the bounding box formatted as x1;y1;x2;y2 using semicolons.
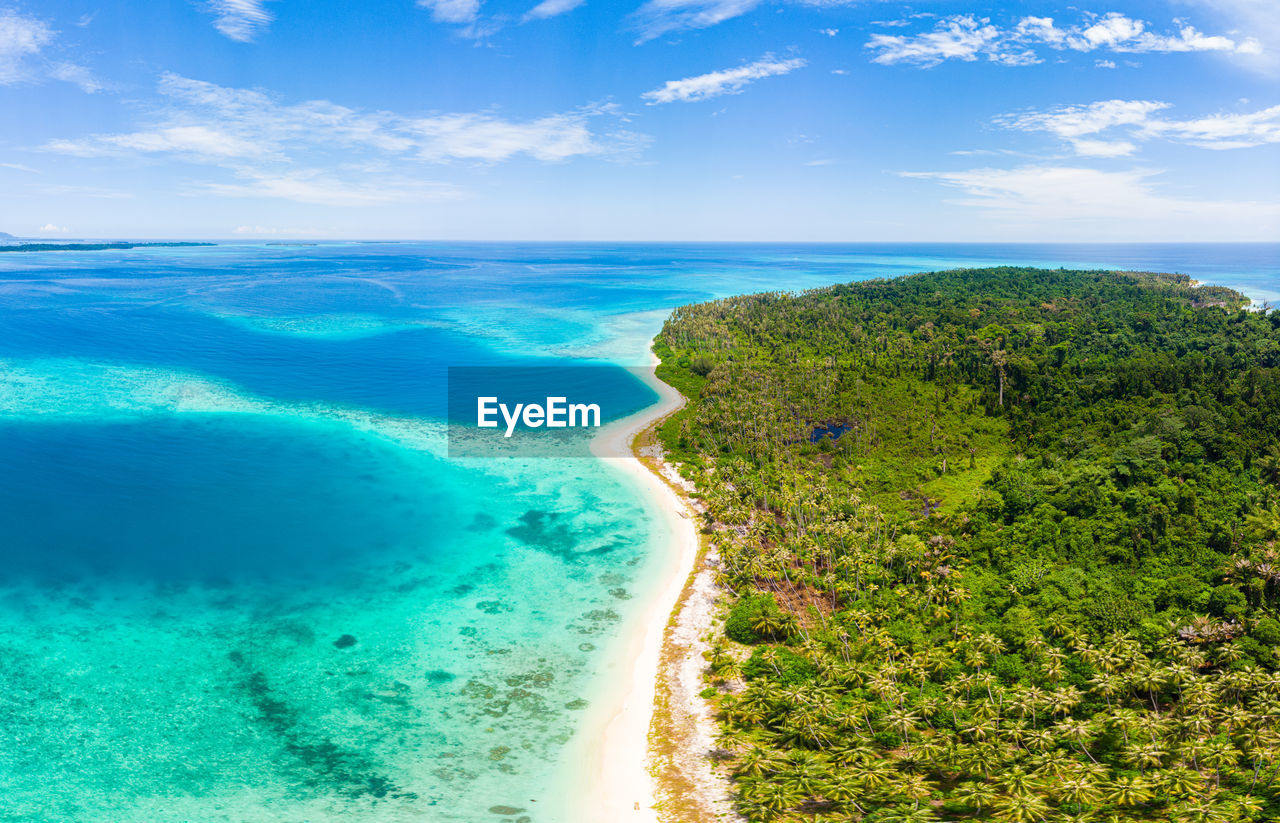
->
877;805;939;823
1234;793;1264;821
741;779;801;820
1057;813;1096;823
882;707;922;751
780;761;825;799
855;759;896;793
1200;739;1239;787
1123;741;1166;775
1128;662;1167;713
890;773;936;810
828;738;874;767
999;767;1042;799
1055;718;1100;763
1102;775;1153;807
1031;750;1077;780
734;746;773;778
955;780;997;814
1023;728;1055;753
1054;775;1100;814
751;608;790;640
1246;502;1280;542
818;775;865;814
1088;673;1124;710
1108;708;1142;747
959;742;1005;780
1158;767;1205;800
1047;685;1082;717
991;791;1049;823
1169;793;1235;823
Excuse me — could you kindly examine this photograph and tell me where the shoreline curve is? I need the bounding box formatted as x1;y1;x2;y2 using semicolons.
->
557;346;701;822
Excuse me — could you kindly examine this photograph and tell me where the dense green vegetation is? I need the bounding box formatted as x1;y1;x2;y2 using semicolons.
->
0;242;215;252
656;268;1280;822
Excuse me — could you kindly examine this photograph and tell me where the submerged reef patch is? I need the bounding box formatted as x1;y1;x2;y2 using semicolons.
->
230;656;410;801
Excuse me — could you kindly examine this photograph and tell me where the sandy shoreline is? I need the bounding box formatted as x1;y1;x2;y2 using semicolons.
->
553;347;719;823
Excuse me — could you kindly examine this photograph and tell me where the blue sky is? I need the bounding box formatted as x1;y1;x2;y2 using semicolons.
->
1;0;1277;240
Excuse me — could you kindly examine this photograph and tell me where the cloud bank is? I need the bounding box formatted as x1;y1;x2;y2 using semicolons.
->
867;12;1261;67
44;74;648;204
997;99;1280;155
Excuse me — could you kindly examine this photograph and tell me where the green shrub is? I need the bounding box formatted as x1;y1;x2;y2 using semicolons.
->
724;594;781;644
741;645;816;685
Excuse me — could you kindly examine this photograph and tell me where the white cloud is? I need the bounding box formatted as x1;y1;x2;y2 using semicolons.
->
867;16;1037;67
0;9;53;83
0;10;104;92
903;165;1280;239
995;99;1169;156
415;0;505;39
1096;59;1117;68
1187;0;1280;73
1070;137;1141;156
48;124;272;161
997;99;1280;154
523;0;585;21
820;28;838;37
418;0;481;24
641;55;806;104
1070;139;1139;157
38;223;70;233
48;62;104;93
49;73;641;164
206;0;273;42
867;12;1260;67
630;0;763;43
1145;104;1280;149
1061;13;1258;54
408;111;610;161
41;74;646;205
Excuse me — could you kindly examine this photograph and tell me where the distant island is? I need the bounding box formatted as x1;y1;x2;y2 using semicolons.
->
0;242;216;252
654;268;1280;823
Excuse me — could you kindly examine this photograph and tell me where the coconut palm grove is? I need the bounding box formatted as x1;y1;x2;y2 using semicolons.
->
655;268;1280;822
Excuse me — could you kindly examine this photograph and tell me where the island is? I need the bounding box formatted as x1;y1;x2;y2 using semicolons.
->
0;242;216;252
651;268;1280;822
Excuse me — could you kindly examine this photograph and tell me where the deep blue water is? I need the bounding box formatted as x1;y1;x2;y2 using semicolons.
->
0;242;1276;822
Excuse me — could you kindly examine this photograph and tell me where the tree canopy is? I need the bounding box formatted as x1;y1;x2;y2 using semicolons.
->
656;268;1280;822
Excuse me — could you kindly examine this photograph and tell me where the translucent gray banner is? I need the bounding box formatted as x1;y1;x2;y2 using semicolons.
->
446;366;658;458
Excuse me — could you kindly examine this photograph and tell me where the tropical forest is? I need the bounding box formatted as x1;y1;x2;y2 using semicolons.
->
654;268;1280;823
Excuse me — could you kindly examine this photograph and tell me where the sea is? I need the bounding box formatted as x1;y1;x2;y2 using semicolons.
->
0;242;1276;822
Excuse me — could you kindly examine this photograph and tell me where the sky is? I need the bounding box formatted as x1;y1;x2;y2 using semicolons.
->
0;0;1277;241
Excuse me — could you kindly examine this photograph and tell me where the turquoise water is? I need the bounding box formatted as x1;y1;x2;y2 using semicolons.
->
0;243;1277;822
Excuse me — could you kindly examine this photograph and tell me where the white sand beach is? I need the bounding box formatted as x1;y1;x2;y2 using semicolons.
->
552;349;701;823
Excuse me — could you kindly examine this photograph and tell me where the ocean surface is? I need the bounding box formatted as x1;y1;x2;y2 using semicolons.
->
0;242;1277;822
